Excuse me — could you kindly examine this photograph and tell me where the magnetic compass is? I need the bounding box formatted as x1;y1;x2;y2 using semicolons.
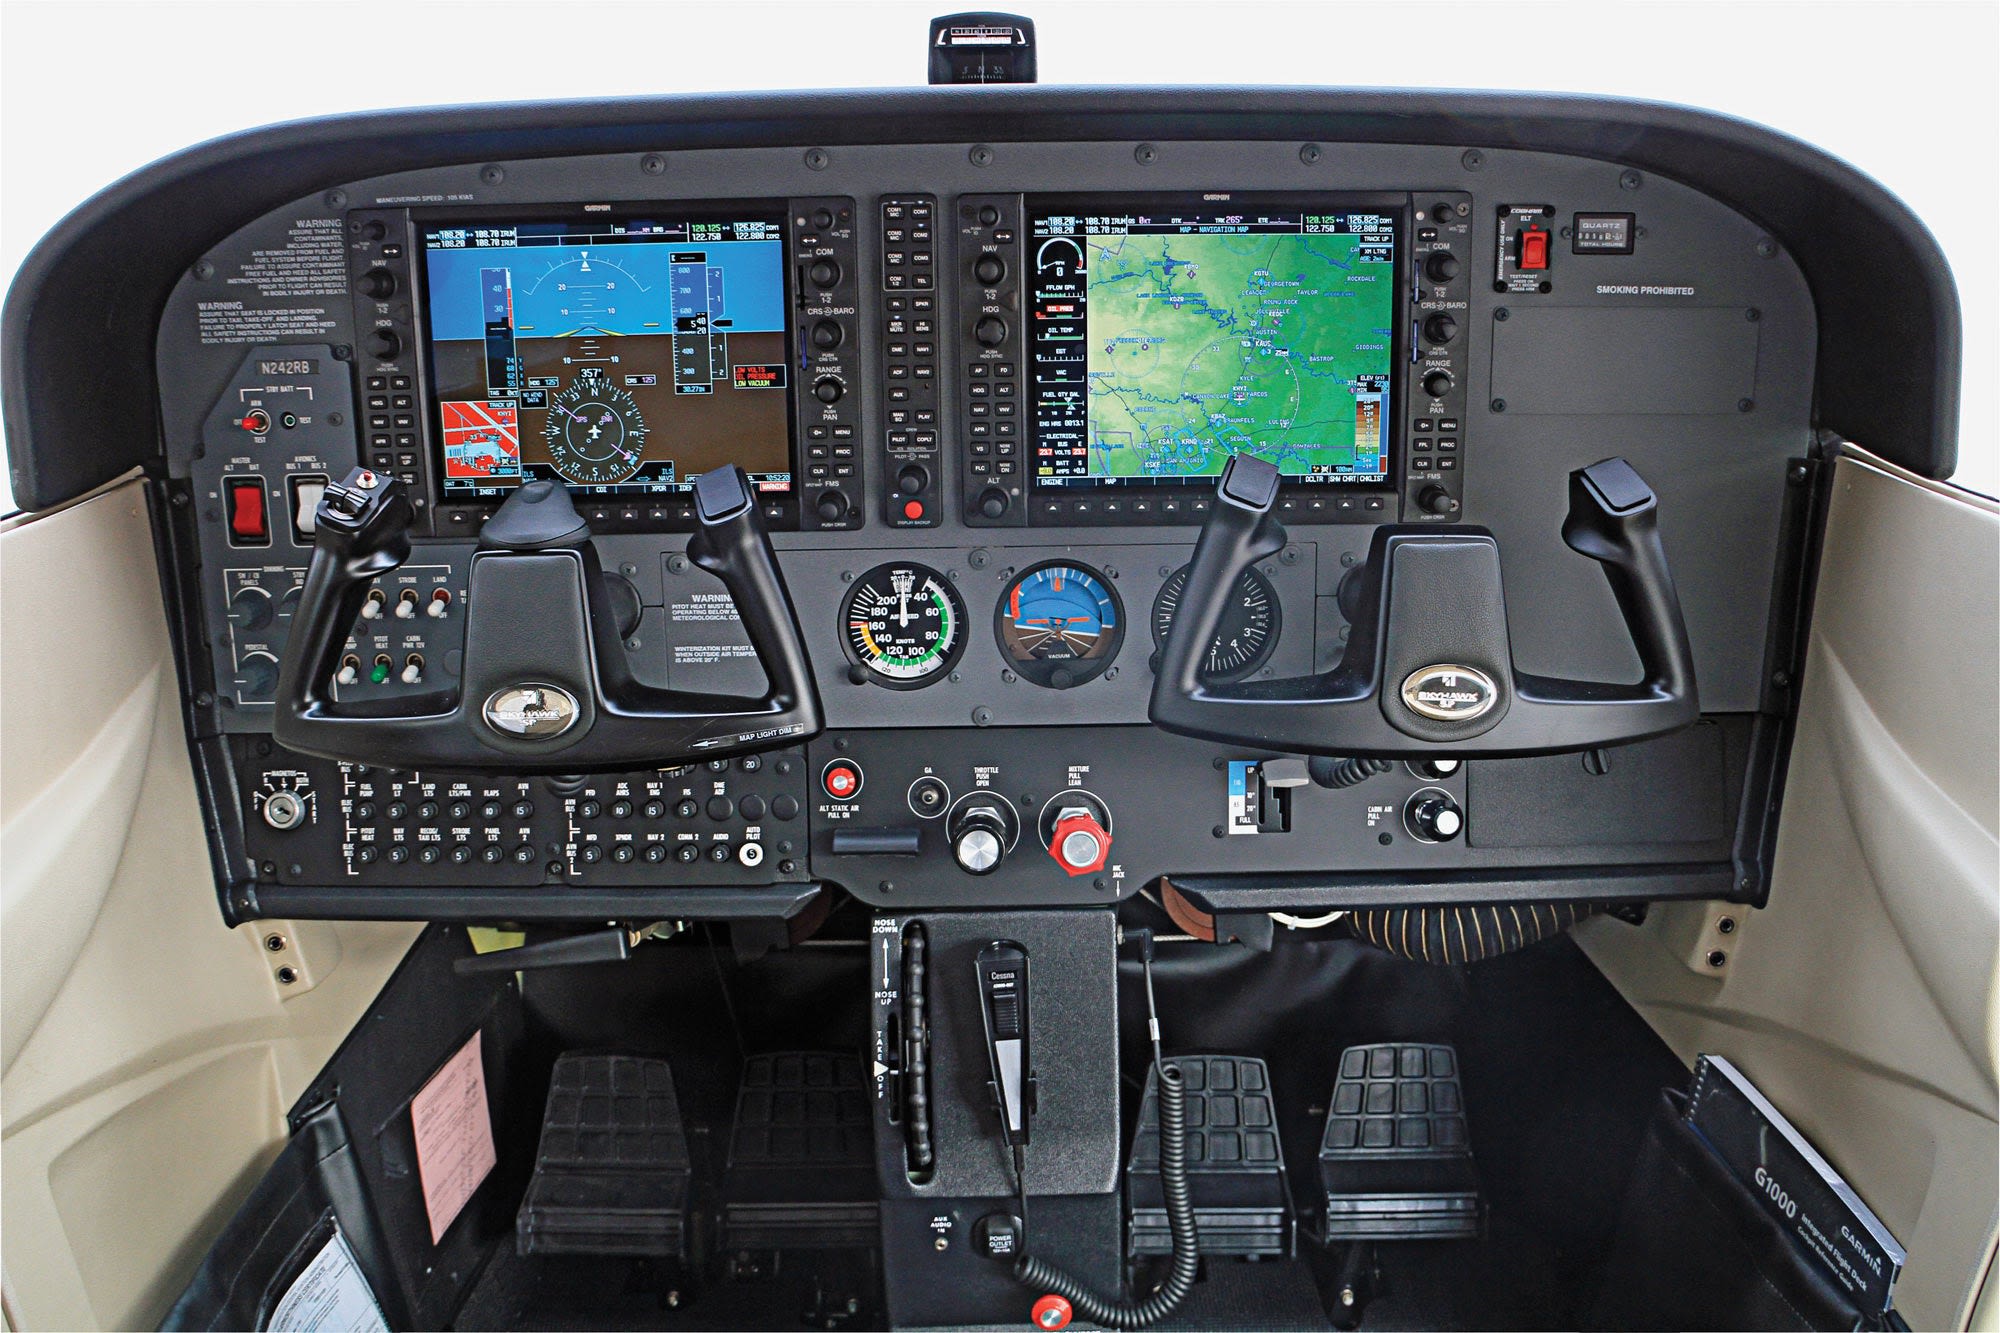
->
543;369;648;485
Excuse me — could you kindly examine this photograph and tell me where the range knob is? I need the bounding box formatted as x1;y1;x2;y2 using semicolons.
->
1424;251;1461;283
813;377;844;404
1423;313;1459;345
810;319;843;349
950;804;1012;875
973;315;1009;348
1418;485;1458;517
1421;369;1455;399
972;253;1007;286
1048;805;1112;877
359;268;398;300
975;486;1010;519
1405;790;1464;843
807;258;842;289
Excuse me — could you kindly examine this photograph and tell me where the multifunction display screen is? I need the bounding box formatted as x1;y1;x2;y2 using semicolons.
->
1026;197;1399;490
419;210;793;501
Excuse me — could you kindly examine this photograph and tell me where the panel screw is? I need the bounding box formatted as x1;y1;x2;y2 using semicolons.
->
1001;670;1017;684
193;260;215;280
1491;398;1507;413
1460;149;1486;171
1213;826;1226;839
1581;748;1612;776
1134;143;1158;165
969;548;990;569
1745;308;1761;322
1706;950;1727;969
1717;917;1737;934
171;491;191;508
264;933;288;952
1379;832;1393;845
479;164;505;185
1299;143;1322;164
1279;547;1301;566
276;966;299;985
325;190;347;208
195;691;214;708
1619;169;1644;191
1494;307;1510;322
968;144;994;168
805;148;831;171
1756;238;1777;258
1738;398;1755;413
972;707;994;726
879;881;895;894
641;154;667;176
1340;552;1356;567
667;553;689;574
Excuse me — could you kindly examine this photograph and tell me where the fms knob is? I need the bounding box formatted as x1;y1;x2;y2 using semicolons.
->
1418;485;1458;517
950;802;1013;875
1405;790;1464;843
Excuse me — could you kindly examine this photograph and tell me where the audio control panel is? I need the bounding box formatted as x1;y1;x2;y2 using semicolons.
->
955;194;1026;525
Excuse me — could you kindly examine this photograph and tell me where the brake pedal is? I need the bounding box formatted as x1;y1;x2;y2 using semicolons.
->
721;1052;878;1250
1126;1054;1294;1258
1318;1042;1481;1241
516;1053;693;1258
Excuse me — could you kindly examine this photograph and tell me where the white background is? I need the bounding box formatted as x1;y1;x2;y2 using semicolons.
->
3;0;1995;509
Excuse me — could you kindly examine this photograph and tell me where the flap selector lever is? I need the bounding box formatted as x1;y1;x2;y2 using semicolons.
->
1148;453;1699;756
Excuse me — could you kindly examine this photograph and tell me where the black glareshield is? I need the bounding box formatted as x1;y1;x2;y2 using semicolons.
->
976;940;1035;1146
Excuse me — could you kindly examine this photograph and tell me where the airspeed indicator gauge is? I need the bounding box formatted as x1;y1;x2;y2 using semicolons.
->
841;563;966;689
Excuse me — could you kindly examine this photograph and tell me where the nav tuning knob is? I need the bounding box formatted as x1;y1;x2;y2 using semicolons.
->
1404;789;1464;843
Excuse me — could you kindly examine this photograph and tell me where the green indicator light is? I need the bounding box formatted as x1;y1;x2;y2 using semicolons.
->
369;661;391;684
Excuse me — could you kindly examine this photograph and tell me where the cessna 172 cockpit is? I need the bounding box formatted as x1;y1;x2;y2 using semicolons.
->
2;12;1994;1331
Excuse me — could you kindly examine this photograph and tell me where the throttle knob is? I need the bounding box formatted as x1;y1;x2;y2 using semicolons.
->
1405;790;1464;843
1048;807;1111;877
950;805;1010;875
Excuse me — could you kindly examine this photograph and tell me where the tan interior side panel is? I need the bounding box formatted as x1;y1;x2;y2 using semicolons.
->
1579;451;2000;1332
0;483;419;1331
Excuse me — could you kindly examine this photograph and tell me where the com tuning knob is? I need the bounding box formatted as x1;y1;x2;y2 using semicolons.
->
948;796;1019;875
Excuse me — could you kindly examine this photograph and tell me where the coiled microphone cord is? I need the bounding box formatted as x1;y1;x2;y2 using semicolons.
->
1010;934;1199;1328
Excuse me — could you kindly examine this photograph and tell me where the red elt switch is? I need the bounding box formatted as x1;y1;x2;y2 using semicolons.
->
822;760;863;800
227;478;270;545
1519;229;1550;271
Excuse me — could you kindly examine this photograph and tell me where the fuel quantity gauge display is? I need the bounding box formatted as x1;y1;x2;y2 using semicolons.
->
995;561;1124;689
841;563;966;688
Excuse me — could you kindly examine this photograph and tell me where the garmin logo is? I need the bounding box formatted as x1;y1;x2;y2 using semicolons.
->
1400;664;1499;723
482;684;579;739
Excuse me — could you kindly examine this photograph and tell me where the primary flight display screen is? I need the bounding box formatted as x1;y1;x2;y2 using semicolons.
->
1026;196;1400;490
418;209;793;501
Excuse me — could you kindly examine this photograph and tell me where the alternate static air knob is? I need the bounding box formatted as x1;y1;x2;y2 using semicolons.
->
1405;790;1464;843
950;805;1011;875
1048;807;1111;877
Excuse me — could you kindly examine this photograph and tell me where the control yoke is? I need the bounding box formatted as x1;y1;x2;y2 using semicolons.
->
273;466;823;771
1148;454;1699;755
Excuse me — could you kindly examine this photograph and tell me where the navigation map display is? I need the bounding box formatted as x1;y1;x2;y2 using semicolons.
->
418;209;792;501
1026;196;1399;490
